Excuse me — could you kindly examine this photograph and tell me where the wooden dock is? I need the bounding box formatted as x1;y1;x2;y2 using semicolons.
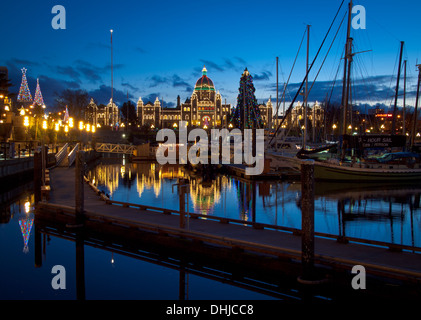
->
35;164;421;300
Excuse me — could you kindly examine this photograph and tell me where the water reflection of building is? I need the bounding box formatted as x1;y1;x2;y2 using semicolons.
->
189;176;223;215
89;163;121;196
16;194;35;253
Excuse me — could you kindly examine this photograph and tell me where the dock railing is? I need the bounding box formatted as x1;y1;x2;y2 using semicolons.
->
67;143;79;167
54;143;69;166
86;193;421;254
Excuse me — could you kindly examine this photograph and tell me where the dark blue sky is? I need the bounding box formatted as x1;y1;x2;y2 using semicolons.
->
1;0;420;112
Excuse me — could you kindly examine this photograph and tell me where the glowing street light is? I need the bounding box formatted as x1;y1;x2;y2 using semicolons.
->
69;117;74;128
79;121;84;130
55;123;59;131
24;116;29;127
42;120;48;130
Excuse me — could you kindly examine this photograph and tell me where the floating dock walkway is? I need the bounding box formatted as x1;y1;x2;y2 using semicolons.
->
36;165;421;284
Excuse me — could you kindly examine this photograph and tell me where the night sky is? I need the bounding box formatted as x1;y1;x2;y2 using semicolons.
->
1;0;420;112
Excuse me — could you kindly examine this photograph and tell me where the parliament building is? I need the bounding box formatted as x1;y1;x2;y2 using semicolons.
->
85;66;273;129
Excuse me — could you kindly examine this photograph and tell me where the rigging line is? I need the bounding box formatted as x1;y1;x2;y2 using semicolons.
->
274;28;307;118
268;0;346;147
307;10;347;100
355;52;380;106
386;42;401;110
328;54;343;105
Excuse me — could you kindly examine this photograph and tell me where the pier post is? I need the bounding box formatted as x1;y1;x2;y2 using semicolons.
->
178;184;190;229
34;224;42;268
76;230;86;300
34;151;42;204
75;150;85;220
300;159;315;281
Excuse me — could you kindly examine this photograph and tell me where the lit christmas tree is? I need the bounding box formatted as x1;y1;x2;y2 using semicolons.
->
33;78;45;107
230;68;262;129
17;68;32;103
19;217;34;253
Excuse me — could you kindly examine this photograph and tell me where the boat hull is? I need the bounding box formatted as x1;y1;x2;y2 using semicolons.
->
314;162;421;182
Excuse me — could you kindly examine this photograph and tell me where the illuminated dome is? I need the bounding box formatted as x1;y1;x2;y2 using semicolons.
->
194;66;215;92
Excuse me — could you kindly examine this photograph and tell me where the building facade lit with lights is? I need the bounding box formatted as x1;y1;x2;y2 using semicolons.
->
83;66;274;130
138;67;233;129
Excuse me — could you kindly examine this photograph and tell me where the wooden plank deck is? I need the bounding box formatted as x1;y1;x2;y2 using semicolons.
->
40;166;421;285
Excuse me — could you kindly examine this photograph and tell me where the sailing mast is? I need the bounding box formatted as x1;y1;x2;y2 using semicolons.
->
303;24;310;150
276;56;279;126
403;60;407;136
392;41;404;134
341;0;353;136
410;64;421;148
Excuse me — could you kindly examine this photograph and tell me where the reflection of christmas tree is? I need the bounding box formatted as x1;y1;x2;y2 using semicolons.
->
17;68;32;103
19;217;34;253
230;68;262;129
33;78;45;107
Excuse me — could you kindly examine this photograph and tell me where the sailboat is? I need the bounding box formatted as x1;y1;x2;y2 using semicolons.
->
308;2;421;182
267;0;421;182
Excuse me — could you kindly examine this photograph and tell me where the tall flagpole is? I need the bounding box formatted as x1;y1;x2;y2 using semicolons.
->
110;29;114;126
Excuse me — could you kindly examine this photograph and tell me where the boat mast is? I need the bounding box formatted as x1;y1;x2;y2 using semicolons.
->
392;41;404;135
303;24;310;149
403;60;407;136
276;56;279;123
410;64;421;148
341;0;353;136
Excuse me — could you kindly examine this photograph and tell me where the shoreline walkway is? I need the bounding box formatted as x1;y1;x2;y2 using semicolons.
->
39;166;421;286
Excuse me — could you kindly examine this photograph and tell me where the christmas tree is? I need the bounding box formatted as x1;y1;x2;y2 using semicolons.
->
33;78;45;107
17;68;32;102
19;217;34;253
230;68;262;129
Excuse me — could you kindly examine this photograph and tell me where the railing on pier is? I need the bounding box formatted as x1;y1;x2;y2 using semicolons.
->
95;143;136;155
67;143;79;167
54;143;69;166
98;198;421;255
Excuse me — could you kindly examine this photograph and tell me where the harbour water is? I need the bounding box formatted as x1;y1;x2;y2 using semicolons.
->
1;155;421;300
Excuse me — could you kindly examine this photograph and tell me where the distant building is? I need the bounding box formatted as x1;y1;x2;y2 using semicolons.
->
288;101;325;129
85;98;120;128
85;66;274;130
137;66;232;129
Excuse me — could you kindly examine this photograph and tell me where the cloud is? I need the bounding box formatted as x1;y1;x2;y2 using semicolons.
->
267;74;418;105
8;58;40;67
71;60;124;84
171;74;193;92
149;75;168;88
56;66;82;83
253;71;272;81
134;46;147;54
234;57;247;65
199;59;224;72
121;81;139;92
88;85;134;106
141;93;161;104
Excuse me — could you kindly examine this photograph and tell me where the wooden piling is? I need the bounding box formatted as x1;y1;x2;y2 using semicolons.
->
75;150;85;220
34;224;42;268
300;160;315;282
34;151;42;204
